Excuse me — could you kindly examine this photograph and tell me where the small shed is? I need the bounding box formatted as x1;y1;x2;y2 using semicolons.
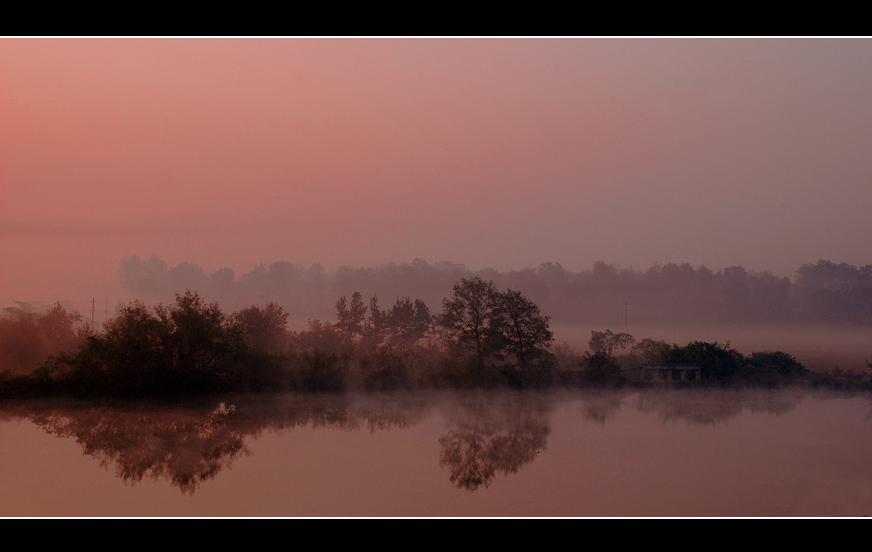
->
638;364;701;383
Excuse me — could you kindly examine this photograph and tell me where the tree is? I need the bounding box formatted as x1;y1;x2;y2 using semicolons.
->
493;289;553;371
294;319;344;353
335;291;367;342
660;341;744;382
38;302;86;355
740;351;809;385
588;329;635;356
55;292;246;396
233;302;289;354
155;291;243;375
55;299;170;394
385;297;434;349
361;295;388;351
580;350;624;385
631;338;669;364
441;277;501;367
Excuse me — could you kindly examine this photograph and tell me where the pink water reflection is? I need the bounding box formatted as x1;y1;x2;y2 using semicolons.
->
0;389;870;517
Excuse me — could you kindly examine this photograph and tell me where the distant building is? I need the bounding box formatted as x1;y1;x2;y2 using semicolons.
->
636;364;701;384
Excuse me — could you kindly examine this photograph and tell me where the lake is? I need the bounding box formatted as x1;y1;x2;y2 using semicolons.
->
1;388;870;517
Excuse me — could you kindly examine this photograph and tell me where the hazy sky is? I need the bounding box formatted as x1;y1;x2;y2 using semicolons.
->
3;37;872;306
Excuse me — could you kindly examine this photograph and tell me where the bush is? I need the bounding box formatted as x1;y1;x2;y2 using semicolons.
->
580;351;624;385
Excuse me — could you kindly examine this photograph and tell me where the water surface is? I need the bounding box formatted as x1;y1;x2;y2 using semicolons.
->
1;388;870;517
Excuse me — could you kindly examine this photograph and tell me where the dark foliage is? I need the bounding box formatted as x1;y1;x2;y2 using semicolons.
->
739;351;809;386
233;302;289;354
660;341;744;382
4;275;861;399
44;293;247;397
440;278;555;377
579;351;624;385
441;277;503;367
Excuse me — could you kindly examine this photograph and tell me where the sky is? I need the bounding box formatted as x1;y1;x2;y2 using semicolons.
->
3;37;872;308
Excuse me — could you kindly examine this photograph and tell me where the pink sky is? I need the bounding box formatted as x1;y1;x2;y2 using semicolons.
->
3;37;872;308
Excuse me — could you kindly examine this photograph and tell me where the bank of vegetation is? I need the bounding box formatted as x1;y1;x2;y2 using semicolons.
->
2;277;870;399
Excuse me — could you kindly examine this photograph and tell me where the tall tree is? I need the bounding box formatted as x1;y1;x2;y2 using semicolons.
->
233;302;289;354
361;295;387;351
441;277;501;367
493;289;553;371
335;291;367;341
588;329;635;356
386;297;434;349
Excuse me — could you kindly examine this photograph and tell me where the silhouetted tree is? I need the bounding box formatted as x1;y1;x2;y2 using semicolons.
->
588;329;635;356
385;297;434;349
335;291;367;344
233;302;289;354
51;292;245;396
361;295;388;351
493;289;554;371
740;351;809;386
630;337;669;364
294;319;344;353
441;277;502;367
580;351;624;385
661;341;744;382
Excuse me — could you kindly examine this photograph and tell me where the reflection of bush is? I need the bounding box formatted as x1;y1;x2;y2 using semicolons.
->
580;391;625;424
439;426;549;491
634;388;804;425
11;394;429;493
0;388;829;497
31;403;247;494
438;393;553;491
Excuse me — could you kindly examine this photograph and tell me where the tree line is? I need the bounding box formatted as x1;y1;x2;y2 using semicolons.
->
0;278;556;397
576;329;813;387
116;256;872;327
2;276;869;399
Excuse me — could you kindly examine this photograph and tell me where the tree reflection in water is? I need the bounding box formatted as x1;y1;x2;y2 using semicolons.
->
633;388;805;425
0;389;819;495
17;394;427;494
438;394;552;491
30;403;247;494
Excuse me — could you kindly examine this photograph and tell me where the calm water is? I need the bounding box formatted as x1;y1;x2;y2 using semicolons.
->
1;388;870;517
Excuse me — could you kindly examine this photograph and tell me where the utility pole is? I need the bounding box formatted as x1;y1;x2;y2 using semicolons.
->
91;297;96;334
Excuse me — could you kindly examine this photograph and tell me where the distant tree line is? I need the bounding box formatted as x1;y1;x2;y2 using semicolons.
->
116;256;872;326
